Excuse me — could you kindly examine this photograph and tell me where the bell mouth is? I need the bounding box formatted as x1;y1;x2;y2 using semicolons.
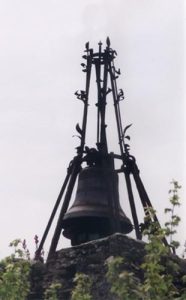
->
62;216;110;246
62;216;133;246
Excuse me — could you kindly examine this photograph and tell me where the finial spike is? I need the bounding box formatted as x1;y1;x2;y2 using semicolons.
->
106;37;111;47
85;41;89;50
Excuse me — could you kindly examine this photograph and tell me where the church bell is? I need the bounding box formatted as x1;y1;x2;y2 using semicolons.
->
61;165;133;246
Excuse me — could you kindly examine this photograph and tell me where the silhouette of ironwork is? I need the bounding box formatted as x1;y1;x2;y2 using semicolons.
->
35;38;168;262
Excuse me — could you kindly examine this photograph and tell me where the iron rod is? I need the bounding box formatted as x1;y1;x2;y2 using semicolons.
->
110;153;121;232
47;160;80;260
132;161;169;247
79;54;92;154
35;171;71;260
125;171;142;239
95;57;108;152
108;61;124;156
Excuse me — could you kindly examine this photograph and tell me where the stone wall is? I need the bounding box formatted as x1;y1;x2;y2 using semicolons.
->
29;233;186;299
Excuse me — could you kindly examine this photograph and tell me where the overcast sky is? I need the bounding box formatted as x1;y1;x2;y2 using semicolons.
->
0;0;185;258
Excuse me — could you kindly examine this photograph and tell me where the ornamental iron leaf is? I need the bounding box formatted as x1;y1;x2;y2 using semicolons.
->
123;123;132;136
76;123;83;136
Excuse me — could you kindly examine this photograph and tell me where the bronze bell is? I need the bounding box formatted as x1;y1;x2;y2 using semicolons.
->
61;165;133;245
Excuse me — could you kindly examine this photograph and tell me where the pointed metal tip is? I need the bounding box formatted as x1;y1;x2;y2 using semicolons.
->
85;41;89;50
106;37;111;47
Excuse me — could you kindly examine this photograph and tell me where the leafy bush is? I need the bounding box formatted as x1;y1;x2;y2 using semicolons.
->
71;273;92;300
44;282;62;300
0;239;31;300
106;180;186;300
106;256;142;300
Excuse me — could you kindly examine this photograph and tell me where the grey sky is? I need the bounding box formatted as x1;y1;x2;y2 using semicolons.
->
0;0;185;258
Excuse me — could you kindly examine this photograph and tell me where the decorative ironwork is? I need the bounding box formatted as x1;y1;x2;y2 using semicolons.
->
35;39;168;262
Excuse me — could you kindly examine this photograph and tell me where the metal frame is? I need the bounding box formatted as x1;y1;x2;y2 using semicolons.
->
35;39;168;262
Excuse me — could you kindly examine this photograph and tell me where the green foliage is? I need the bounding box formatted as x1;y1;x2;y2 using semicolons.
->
140;181;185;299
106;180;186;300
165;180;181;249
0;239;31;300
71;273;92;300
141;207;177;300
106;256;142;300
44;282;62;300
